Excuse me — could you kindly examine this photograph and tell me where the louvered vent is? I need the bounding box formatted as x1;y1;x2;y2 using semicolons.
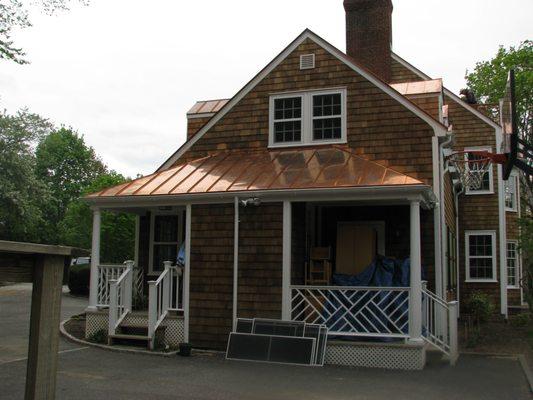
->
300;54;315;70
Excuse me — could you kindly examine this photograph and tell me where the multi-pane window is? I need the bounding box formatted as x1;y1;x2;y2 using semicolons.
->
313;94;342;140
150;213;182;274
507;241;519;287
505;175;518;211
465;147;493;194
270;89;346;147
466;231;496;281
273;97;302;144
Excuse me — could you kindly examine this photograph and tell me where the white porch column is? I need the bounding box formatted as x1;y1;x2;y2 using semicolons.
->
282;201;292;320
88;208;101;311
184;204;192;343
409;201;423;342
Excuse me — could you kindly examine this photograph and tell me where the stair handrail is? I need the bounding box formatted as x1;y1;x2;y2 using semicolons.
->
421;282;459;365
108;260;134;337
148;261;173;349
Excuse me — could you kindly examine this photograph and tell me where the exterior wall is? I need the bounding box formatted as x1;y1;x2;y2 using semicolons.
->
407;95;441;122
506;196;521;306
177;39;435;185
390;58;425;84
189;204;234;350
237;203;283;320
187;116;210;140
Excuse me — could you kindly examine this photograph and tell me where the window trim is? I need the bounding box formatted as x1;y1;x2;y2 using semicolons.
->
464;146;494;195
506;239;520;289
148;208;184;276
268;88;347;148
504;173;519;212
465;230;497;283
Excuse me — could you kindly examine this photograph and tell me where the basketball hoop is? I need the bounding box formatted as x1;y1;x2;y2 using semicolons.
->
447;151;492;191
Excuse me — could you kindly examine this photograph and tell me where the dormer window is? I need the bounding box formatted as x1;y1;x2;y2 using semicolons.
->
269;88;347;148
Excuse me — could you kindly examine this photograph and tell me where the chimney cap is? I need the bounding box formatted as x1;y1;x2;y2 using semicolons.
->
344;0;392;12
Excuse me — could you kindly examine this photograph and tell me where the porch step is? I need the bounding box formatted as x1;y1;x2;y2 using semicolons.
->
109;333;150;341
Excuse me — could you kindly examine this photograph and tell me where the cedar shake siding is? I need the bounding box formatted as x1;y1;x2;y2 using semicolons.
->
444;173;456;231
189;204;234;350
177;39;435;185
408;95;441;122
390;58;425;84
187;116;211;140
237;203;283;320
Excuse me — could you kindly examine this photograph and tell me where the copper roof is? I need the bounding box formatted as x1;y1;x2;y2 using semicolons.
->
88;146;423;199
391;79;443;96
187;99;230;116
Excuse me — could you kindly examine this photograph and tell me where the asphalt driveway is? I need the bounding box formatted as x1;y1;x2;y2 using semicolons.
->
0;284;530;400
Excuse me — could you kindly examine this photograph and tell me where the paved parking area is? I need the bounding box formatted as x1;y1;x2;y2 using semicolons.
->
0;284;530;399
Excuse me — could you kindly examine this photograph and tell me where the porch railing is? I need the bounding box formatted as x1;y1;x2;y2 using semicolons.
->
422;283;459;365
148;261;183;349
290;285;410;338
108;261;133;336
97;262;144;307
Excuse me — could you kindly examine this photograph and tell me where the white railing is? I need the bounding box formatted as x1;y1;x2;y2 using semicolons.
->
97;262;143;307
290;285;410;338
148;261;183;349
422;283;459;365
108;261;133;336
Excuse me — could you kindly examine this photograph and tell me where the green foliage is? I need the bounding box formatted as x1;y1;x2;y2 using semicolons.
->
35;128;106;242
509;313;530;328
0;109;53;241
68;263;90;295
465;40;532;139
519;218;533;313
465;292;495;324
59;172;135;263
87;329;107;344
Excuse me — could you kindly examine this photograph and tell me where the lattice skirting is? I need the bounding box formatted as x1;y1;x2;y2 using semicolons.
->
85;311;185;346
325;340;426;370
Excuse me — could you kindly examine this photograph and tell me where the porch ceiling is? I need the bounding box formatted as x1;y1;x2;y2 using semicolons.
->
86;145;426;201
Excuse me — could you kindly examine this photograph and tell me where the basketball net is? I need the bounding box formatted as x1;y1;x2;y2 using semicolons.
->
447;151;492;191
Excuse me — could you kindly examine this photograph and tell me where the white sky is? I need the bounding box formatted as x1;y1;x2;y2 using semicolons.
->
1;0;531;177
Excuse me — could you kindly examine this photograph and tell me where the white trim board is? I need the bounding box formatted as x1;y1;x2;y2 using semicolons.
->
464;230;498;283
157;29;448;172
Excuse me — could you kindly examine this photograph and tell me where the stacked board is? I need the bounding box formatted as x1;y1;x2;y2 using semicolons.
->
226;318;328;366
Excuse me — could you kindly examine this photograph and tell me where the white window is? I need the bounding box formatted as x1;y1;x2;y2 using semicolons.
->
504;174;518;212
507;240;520;288
149;209;184;275
464;147;494;195
465;231;497;282
269;88;347;148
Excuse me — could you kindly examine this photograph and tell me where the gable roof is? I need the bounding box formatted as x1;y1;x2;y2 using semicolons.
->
391;52;501;130
157;29;448;172
88;145;424;201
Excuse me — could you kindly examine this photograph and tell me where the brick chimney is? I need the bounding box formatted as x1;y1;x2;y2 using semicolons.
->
344;0;393;82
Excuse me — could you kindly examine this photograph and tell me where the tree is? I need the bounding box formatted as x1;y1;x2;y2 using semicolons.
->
0;0;88;64
465;40;533;213
59;172;135;263
0;109;53;241
35;127;106;242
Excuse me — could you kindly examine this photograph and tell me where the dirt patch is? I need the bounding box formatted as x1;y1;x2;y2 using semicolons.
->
64;315;86;340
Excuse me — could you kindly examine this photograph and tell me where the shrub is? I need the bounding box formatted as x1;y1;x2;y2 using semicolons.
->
509;313;530;328
68;263;90;296
88;329;107;344
465;292;495;323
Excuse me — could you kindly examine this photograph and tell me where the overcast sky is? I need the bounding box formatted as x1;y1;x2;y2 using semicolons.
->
1;0;531;177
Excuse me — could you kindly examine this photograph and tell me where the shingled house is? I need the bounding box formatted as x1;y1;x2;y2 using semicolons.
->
83;0;521;370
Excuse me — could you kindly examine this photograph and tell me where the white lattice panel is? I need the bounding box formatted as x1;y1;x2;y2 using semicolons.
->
325;341;426;370
163;318;185;346
85;312;108;338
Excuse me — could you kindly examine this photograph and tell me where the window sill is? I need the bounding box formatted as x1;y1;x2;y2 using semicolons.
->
507;286;520;290
268;139;347;149
505;208;518;213
465;279;498;283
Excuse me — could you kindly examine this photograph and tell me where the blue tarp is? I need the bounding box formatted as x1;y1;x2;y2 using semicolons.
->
326;256;424;340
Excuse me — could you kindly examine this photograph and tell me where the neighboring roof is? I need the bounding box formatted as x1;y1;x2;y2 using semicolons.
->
391;79;442;96
391;52;501;131
158;29;448;172
187;99;229;117
88;146;424;200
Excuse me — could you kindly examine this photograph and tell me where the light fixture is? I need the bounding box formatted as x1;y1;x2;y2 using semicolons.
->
239;197;261;207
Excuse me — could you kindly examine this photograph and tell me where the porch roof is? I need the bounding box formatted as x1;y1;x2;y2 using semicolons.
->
87;145;427;202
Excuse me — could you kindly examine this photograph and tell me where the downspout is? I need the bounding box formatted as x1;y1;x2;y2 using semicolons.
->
455;186;464;313
432;136;443;298
439;132;454;297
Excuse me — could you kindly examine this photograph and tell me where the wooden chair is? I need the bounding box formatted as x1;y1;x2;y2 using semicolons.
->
305;247;332;285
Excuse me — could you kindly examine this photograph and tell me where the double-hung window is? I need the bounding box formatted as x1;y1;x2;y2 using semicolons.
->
269;88;346;147
464;147;493;194
507;240;520;288
465;230;497;282
504;174;518;212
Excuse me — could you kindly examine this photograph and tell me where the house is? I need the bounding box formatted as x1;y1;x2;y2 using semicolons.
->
82;0;521;370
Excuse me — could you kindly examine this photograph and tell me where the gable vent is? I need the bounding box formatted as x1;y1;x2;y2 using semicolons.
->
300;54;315;70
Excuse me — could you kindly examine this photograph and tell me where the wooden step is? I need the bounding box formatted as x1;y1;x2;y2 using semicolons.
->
109;333;150;341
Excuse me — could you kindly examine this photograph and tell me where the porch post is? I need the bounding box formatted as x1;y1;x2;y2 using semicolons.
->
88;208;101;311
409;201;423;342
184;204;191;343
282;201;292;320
